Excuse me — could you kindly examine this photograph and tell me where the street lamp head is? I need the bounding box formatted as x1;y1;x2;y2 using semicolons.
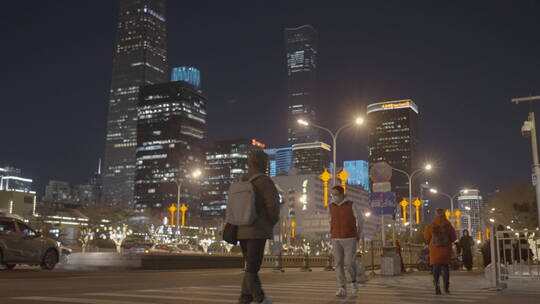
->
192;169;202;179
489;218;495;223
297;119;309;126
355;117;364;125
429;188;438;194
425;164;433;171
364;211;371;217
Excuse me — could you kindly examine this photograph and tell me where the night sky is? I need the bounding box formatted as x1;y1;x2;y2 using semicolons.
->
2;1;540;207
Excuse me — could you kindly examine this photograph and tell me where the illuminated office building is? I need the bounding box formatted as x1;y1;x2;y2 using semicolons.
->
171;66;200;89
367;99;419;200
134;81;207;214
201;139;265;218
457;189;484;240
0;166;32;192
292;142;331;174
285;25;319;144
344;160;370;191
103;0;168;205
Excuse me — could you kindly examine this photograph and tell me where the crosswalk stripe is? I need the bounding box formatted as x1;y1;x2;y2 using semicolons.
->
143;287;483;302
11;297;151;304
271;282;495;294
87;290;478;304
86;293;237;303
202;284;489;299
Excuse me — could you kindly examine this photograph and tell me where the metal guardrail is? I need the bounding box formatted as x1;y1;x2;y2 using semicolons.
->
262;242;425;271
495;230;540;281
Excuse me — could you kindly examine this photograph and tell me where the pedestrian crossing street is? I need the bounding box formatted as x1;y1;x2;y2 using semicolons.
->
11;280;499;304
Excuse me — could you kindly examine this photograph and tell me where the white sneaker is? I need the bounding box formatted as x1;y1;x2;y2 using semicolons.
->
351;282;359;294
335;287;347;297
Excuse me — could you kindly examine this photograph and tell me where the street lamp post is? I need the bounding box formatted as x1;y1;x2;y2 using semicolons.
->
298;117;364;186
512;96;540;229
390;164;432;236
164;168;202;227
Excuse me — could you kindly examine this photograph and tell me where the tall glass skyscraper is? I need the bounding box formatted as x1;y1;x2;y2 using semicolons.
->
135;81;206;214
367;100;419;201
103;0;168;205
285;25;319;145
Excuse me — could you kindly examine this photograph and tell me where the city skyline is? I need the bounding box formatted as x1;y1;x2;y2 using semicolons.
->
2;1;540;208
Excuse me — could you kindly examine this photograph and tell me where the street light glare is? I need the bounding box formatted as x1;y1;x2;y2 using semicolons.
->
489;218;495;223
297;119;309;126
192;169;202;178
364;212;371;217
430;188;438;194
355;117;364;125
425;164;432;170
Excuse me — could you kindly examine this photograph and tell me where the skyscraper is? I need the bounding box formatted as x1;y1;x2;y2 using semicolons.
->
367;99;419;200
292;142;331;174
285;25;319;145
457;189;484;240
134;81;207;214
103;0;168;205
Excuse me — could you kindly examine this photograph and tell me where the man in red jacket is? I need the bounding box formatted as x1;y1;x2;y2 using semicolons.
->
329;185;364;297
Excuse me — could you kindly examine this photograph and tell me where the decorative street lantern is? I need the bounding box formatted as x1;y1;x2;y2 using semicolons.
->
337;169;350;193
319;169;331;207
412;198;422;224
168;204;177;227
399;199;409;224
180;204;188;227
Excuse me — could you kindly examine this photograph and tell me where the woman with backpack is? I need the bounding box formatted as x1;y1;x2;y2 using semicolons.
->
424;208;457;295
232;151;280;304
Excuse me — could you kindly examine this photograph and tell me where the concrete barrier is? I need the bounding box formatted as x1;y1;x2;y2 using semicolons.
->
63;253;243;270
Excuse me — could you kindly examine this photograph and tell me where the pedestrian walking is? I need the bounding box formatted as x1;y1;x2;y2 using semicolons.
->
235;151;280;304
459;229;474;271
424;208;457;295
395;239;405;273
329;185;364;297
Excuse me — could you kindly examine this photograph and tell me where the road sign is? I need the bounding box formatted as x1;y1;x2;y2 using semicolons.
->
370;162;392;183
373;182;391;193
369;192;396;215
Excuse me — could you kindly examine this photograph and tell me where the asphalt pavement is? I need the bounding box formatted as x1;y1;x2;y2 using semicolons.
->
0;267;539;303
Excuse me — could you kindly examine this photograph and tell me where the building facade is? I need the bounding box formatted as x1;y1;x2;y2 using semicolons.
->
0;166;32;192
292;142;331;174
285;25;319;145
103;0;168;205
367;99;419;201
134;81;207;214
344;160;370;191
201;139;265;218
457;189;484;240
44;180;71;203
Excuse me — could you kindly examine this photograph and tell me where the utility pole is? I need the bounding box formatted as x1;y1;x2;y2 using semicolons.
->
512;95;540;228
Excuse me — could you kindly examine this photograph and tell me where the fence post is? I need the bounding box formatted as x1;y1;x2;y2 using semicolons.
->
370;240;376;275
324;253;334;271
272;251;284;272
300;253;312;272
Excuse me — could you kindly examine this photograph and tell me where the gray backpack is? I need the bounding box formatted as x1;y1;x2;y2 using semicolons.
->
226;173;264;226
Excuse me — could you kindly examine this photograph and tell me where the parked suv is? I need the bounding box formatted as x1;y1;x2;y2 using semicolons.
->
0;214;60;270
